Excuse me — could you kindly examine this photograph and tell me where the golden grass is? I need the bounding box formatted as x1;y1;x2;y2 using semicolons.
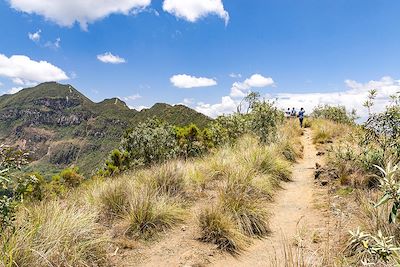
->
198;121;303;253
198;207;247;253
0;201;108;267
311;119;349;144
0;121;304;264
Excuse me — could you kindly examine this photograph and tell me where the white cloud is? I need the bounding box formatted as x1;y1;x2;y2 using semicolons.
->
274;76;400;120
122;94;142;101
28;29;41;42
195;96;239;118
229;73;242;78
163;0;229;25
170;74;217;88
9;0;151;30
7;87;23;94
194;76;399;120
0;54;69;85
97;52;126;64
183;98;194;105
133;105;149;111
0;82;3;87
230;74;275;98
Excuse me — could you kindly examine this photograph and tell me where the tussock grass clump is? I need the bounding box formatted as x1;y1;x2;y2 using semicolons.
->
124;187;185;239
1;201;107;267
149;161;187;197
236;138;292;182
275;120;304;162
199;207;247;253
220;178;270;237
311;119;349;144
96;180;130;217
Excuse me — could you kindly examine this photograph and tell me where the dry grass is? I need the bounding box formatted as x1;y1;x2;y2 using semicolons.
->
311;119;349;145
0;121;304;265
198;207;247;253
198;122;303;253
0;201;108;267
123;187;186;239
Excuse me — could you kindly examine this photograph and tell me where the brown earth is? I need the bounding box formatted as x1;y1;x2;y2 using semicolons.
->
111;129;331;267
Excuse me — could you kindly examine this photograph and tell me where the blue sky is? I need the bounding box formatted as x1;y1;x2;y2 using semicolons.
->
0;0;399;118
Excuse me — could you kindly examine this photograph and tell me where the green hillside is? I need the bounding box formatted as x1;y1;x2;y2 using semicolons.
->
0;82;211;177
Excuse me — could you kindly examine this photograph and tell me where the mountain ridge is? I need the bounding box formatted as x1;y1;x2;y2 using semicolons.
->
0;82;211;176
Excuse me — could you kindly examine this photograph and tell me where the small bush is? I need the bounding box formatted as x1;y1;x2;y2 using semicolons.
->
219;179;270;237
124;188;185;239
199;207;247;253
52;167;85;188
97;180;130;217
149;162;187;197
311;105;357;124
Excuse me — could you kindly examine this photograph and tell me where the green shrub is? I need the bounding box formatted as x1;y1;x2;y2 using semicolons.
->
52;167;85;188
175;124;207;158
121;119;179;167
311;105;357;124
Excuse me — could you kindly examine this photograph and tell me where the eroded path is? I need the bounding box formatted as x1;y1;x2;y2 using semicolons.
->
210;129;328;266
114;129;328;266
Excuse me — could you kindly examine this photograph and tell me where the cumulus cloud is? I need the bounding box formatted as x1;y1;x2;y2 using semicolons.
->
9;0;151;30
97;52;126;64
0;54;69;85
28;29;41;42
230;74;275;98
195;96;239;117
170;74;217;88
274;76;400;120
163;0;229;25
194;76;399;120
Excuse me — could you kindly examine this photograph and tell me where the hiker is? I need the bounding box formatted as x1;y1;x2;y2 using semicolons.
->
298;107;305;128
285;108;291;118
290;107;297;117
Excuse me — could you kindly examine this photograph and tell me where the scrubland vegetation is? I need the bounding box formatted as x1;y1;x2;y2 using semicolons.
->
0;97;305;266
309;92;400;266
1;88;399;266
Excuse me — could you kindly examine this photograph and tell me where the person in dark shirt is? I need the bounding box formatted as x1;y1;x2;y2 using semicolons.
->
291;107;297;117
298;108;305;128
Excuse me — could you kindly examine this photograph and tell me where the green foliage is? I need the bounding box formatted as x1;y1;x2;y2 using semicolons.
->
49;167;85;195
100;93;284;177
363;105;400;161
311;104;357;124
0;146;32;229
175;124;207;158
249;100;283;143
375;162;400;223
348;228;399;264
122;119;179;167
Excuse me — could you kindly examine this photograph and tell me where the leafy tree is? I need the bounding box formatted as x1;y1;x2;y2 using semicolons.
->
121;119;179;166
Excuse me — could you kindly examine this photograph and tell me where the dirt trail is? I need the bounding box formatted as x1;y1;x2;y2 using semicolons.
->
114;129;327;266
210;129;327;266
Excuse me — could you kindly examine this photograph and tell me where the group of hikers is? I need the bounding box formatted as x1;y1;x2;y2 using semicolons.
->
284;107;305;128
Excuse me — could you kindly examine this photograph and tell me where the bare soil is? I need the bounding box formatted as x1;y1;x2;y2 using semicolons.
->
111;129;330;266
